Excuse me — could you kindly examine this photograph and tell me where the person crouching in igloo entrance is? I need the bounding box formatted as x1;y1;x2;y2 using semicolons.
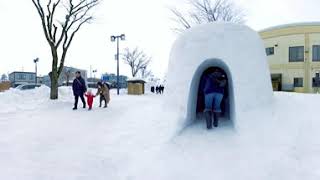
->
201;69;227;129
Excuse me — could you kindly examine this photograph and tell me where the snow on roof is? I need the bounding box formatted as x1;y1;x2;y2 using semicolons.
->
127;77;146;83
259;22;320;33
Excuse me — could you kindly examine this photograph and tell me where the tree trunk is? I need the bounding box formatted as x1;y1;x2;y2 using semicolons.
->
50;48;59;100
50;73;59;99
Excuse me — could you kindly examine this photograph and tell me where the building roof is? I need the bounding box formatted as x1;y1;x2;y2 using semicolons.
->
259;22;320;39
259;22;320;33
10;71;35;75
10;71;35;74
127;77;146;83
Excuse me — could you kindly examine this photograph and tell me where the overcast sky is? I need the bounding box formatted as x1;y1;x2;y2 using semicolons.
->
0;0;320;79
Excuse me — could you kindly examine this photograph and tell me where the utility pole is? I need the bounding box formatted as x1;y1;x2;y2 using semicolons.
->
33;58;39;85
90;65;92;79
111;34;125;95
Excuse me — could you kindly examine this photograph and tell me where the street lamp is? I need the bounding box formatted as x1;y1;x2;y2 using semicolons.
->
111;34;125;95
92;69;97;79
33;58;39;85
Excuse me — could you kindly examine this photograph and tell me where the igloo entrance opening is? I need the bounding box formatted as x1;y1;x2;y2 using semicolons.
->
195;66;232;126
186;59;235;128
197;67;229;114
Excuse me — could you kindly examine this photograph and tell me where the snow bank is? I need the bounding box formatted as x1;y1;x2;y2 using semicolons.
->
165;22;273;132
0;86;74;114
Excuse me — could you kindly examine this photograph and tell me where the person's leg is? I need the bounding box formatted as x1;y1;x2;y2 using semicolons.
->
213;112;218;127
88;102;92;110
103;96;107;108
213;93;223;113
80;94;86;108
204;93;214;129
99;95;103;107
204;93;214;111
205;110;212;129
74;95;79;110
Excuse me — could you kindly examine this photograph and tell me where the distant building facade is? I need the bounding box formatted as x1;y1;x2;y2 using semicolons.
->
43;66;87;87
102;73;128;88
87;77;101;88
260;22;320;93
9;72;36;87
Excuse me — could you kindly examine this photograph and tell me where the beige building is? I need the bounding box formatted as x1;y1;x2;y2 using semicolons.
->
260;22;320;93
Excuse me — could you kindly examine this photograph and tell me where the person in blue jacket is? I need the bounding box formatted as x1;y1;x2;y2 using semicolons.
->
72;71;87;110
201;69;227;129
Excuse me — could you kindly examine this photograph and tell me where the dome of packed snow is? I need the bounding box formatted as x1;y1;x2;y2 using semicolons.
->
165;22;273;131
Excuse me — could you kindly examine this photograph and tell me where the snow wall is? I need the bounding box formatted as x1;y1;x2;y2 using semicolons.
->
165;23;273;131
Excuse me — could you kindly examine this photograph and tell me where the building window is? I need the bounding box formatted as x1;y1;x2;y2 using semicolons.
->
265;47;274;56
30;74;35;81
293;78;303;87
18;74;26;80
289;46;304;62
313;45;320;61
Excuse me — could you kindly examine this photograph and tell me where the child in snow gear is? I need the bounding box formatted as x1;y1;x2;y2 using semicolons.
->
85;89;96;110
72;71;87;110
96;82;110;108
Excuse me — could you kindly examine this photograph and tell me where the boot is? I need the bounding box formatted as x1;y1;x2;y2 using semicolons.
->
213;112;219;127
205;110;212;129
73;107;77;110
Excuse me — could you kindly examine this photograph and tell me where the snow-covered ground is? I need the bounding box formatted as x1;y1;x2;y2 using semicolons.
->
0;87;320;180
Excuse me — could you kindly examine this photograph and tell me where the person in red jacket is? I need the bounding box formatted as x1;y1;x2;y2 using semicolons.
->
84;89;96;110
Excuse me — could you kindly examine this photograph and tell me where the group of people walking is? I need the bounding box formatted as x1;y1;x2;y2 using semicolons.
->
72;71;110;110
200;68;227;129
72;70;227;130
151;85;165;94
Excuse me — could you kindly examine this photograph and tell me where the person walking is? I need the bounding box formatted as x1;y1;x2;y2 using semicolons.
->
72;71;87;110
202;69;226;129
96;82;110;108
160;85;164;94
84;89;96;110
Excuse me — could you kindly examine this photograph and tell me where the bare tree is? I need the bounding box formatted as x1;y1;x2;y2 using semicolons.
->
1;74;8;82
141;67;153;79
32;0;100;99
122;47;152;78
170;0;245;33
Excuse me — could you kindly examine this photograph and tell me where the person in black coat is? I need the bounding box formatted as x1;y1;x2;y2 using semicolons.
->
72;71;87;110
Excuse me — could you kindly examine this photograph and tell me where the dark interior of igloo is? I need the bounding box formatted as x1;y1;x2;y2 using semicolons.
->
196;67;230;121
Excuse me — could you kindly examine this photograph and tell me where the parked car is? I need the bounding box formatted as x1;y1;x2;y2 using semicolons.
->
15;84;41;90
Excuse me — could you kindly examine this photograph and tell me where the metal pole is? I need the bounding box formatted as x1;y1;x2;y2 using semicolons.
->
117;37;120;95
35;62;37;85
90;65;92;79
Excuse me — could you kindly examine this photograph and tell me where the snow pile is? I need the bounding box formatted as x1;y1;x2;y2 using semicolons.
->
165;22;273;132
0;86;50;113
0;86;75;114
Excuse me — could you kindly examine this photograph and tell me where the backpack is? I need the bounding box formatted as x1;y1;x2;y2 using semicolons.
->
104;82;110;89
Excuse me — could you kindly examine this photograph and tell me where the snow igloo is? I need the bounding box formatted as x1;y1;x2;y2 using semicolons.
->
165;23;273;131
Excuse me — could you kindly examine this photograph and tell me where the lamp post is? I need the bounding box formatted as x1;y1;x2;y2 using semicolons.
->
33;58;39;85
93;69;97;79
111;34;125;95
